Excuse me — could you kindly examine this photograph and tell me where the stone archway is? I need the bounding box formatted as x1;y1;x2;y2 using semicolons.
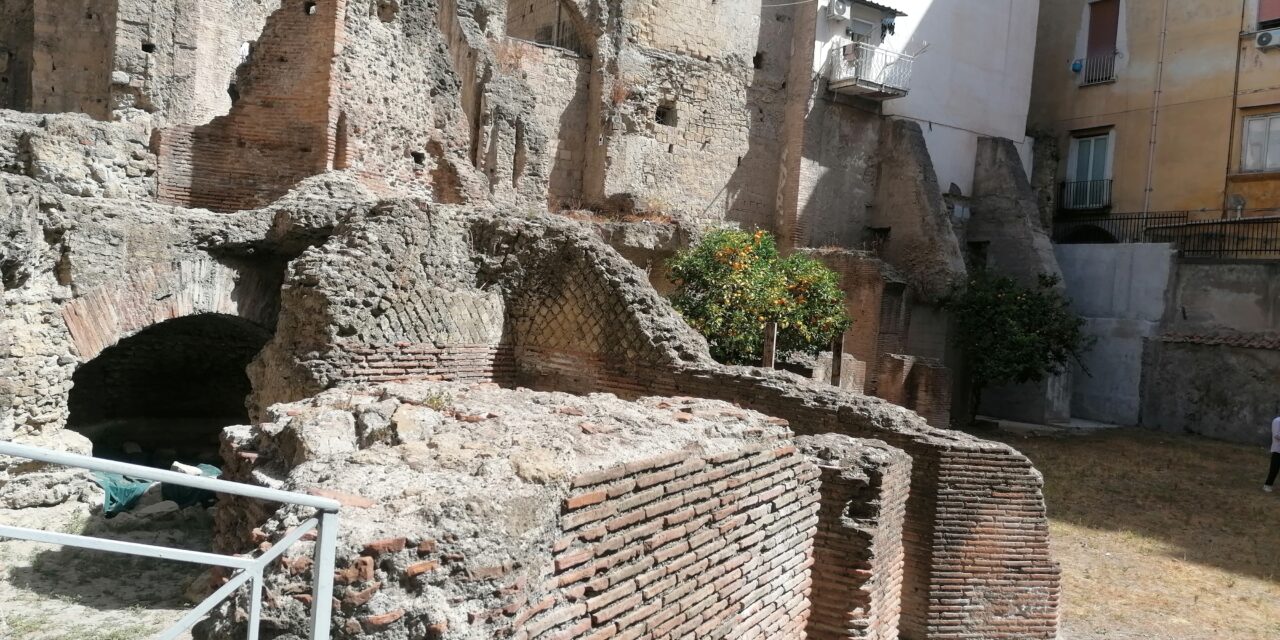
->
66;313;270;466
52;256;281;463
60;256;278;362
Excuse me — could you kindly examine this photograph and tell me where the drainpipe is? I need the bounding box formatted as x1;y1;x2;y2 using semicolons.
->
1222;0;1249;218
1141;0;1171;215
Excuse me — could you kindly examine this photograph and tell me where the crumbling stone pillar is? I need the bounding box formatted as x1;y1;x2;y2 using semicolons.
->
799;434;911;640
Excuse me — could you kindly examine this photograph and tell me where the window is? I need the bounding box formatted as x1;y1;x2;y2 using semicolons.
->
1243;113;1280;173
1064;133;1113;210
1082;0;1120;85
1261;0;1280;29
655;102;677;127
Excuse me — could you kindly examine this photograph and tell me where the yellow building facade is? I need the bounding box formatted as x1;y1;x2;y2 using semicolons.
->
1030;0;1280;219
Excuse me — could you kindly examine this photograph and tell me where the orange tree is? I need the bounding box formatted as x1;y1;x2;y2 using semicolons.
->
667;229;850;365
944;271;1091;424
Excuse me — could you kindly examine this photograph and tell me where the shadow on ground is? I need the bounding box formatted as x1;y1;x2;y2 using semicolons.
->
977;426;1280;584
7;504;212;611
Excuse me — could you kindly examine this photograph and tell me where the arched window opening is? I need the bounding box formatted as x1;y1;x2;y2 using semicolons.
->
505;0;590;57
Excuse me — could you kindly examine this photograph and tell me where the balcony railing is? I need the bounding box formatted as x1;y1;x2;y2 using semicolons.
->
1060;179;1113;211
1080;52;1117;85
827;43;914;100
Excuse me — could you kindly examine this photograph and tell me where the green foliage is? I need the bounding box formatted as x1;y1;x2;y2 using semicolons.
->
944;271;1091;418
667;229;851;365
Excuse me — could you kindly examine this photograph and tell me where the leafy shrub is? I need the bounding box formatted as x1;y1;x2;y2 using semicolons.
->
667;229;851;365
944;271;1091;423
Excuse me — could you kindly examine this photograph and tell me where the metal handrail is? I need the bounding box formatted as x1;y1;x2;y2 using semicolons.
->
827;43;914;93
0;440;340;640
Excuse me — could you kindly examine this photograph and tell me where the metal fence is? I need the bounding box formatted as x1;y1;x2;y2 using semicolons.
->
1053;211;1280;259
0;440;340;640
1146;216;1280;259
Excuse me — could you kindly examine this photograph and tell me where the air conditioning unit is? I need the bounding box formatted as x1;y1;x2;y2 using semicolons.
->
827;0;852;22
1257;28;1280;50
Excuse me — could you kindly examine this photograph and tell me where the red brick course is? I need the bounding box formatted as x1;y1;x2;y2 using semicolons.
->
513;445;820;640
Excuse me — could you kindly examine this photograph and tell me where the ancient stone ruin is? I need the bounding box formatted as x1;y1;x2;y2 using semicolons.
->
1;0;1060;638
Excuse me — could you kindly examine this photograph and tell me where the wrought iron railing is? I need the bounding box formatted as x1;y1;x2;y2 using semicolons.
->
1053;210;1280;259
827;43;914;94
1146;215;1280;259
1081;52;1118;85
1060;179;1113;211
0;440;340;640
1053;211;1188;244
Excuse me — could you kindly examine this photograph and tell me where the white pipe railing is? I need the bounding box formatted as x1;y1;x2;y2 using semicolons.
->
0;440;341;640
1081;52;1118;85
828;43;914;94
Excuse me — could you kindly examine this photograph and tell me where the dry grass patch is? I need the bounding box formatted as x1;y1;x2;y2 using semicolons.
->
980;427;1280;640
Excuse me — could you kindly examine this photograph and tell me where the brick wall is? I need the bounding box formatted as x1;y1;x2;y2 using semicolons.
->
154;0;343;211
266;212;1060;639
519;444;819;639
876;354;951;429
333;342;515;384
496;234;1058;639
797;434;910;640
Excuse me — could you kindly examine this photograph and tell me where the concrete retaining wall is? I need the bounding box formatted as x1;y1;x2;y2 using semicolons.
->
1055;243;1175;426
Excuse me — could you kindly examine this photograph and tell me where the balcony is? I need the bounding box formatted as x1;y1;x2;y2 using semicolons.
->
1060;179;1113;211
827;43;914;100
1079;52;1117;86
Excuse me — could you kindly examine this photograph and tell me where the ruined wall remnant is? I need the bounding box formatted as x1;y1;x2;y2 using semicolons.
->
154;0;342;211
870;119;967;301
0;1;35;111
799;434;910;640
209;382;822;639
0;0;1067;637
29;0;117;119
234;201;1059;639
969;135;1071;426
111;0;282;124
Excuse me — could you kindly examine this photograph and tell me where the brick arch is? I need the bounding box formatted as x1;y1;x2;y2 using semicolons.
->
60;257;278;361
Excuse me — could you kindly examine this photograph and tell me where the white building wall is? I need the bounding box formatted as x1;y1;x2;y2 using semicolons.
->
879;0;1041;195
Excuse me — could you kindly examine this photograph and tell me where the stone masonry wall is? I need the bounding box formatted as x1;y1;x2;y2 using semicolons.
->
798;434;911;640
29;0;117;119
506;40;590;206
247;203;1060;639
154;0;342;211
111;0;281;124
0;1;34;111
206;382;820;640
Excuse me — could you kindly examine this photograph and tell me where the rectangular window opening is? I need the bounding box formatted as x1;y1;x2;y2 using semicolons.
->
1242;113;1280;173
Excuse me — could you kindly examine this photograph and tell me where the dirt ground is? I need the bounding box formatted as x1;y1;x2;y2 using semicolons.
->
981;425;1280;640
0;495;208;639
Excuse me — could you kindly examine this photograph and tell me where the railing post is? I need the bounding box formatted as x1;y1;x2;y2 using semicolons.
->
761;322;777;369
309;510;339;639
247;570;263;640
830;333;845;388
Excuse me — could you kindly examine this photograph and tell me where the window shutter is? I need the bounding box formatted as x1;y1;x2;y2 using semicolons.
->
1261;0;1280;27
